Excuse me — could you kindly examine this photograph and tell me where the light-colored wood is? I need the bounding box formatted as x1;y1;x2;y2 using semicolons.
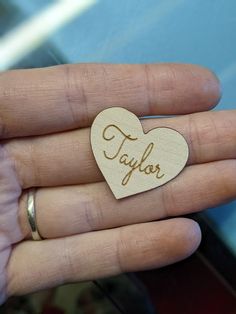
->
91;107;189;199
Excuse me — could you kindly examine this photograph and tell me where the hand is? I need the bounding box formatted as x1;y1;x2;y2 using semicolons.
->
0;63;235;303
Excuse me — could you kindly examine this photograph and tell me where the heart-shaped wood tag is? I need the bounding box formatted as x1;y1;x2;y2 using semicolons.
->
91;107;189;199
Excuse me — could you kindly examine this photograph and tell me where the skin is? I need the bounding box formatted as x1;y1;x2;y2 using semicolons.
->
0;63;235;303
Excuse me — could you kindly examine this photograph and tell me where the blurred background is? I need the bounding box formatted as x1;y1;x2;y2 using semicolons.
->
0;1;235;313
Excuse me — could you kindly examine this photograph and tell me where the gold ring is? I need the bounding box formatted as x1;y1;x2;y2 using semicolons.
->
27;188;43;241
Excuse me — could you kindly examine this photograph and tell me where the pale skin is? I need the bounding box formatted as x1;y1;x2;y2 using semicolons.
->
0;63;236;304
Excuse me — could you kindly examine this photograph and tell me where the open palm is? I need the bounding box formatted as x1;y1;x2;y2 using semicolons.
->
0;63;235;304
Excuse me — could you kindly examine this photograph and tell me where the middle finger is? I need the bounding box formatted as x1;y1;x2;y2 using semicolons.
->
3;110;236;188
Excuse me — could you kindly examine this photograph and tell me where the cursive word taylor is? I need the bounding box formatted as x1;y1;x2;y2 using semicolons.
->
102;124;164;186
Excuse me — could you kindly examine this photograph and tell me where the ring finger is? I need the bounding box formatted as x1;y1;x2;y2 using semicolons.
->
19;159;236;239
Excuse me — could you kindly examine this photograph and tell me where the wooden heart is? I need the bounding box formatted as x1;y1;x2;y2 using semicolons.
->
91;107;189;199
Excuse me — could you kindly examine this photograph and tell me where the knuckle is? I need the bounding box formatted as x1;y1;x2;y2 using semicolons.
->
61;64;88;126
61;237;76;281
143;64;154;111
187;114;202;163
115;228;126;273
82;195;104;231
161;183;178;217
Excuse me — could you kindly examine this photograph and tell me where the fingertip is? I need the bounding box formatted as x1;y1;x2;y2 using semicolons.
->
175;217;202;259
195;65;222;110
149;63;222;114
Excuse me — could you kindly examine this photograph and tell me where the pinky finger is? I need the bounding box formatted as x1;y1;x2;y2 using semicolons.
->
6;218;201;297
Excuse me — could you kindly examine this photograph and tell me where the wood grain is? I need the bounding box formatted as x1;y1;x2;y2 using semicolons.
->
91;107;189;199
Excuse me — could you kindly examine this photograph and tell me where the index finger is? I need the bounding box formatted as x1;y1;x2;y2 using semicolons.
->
0;63;220;138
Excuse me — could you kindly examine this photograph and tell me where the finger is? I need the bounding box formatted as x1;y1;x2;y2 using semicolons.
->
4;110;236;188
0;64;220;138
7;218;201;297
19;159;236;239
